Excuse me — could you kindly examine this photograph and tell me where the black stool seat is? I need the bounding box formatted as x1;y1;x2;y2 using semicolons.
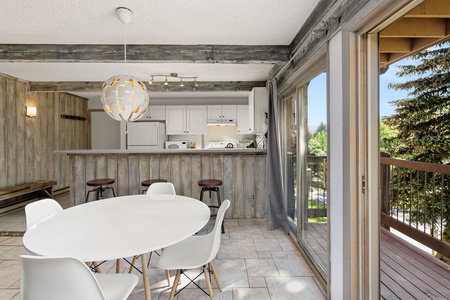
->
85;178;116;203
141;179;167;193
198;179;224;233
198;179;222;187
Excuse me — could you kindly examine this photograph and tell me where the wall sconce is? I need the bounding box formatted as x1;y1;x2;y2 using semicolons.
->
26;106;37;118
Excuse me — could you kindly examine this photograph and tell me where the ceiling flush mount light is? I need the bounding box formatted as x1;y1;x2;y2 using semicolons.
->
26;106;37;118
101;7;149;122
149;73;199;89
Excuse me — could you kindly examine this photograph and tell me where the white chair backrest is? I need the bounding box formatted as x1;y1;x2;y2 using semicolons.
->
146;182;176;195
25;199;63;230
20;255;106;300
206;199;230;263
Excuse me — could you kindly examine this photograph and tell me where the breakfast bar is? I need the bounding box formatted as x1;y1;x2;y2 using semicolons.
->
61;149;267;219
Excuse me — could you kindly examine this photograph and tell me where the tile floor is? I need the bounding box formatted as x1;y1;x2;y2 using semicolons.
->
0;194;326;300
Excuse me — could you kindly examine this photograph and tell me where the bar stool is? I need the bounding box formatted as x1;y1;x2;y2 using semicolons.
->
141;179;167;194
198;179;225;233
85;178;116;203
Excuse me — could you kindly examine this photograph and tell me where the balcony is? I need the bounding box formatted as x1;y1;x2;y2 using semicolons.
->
299;155;450;298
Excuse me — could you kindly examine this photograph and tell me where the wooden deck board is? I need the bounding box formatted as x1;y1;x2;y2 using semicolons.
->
380;228;450;299
302;222;450;298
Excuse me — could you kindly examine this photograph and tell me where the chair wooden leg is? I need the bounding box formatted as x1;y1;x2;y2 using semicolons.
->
165;270;171;286
116;259;120;273
93;262;102;273
203;266;214;300
86;262;102;273
209;261;222;292
169;270;181;300
129;255;138;273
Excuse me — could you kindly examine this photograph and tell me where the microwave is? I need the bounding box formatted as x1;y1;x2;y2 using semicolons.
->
165;141;188;149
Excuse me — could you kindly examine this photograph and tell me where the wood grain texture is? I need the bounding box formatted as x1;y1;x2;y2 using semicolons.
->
0;74;89;191
67;152;267;218
0;44;289;64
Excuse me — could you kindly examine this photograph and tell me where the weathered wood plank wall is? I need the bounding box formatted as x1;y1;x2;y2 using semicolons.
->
69;153;267;218
0;74;89;190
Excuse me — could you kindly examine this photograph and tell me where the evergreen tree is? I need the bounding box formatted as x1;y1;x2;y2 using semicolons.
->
383;42;450;257
383;42;450;163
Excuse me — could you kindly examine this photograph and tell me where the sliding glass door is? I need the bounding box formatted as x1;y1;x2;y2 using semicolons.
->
281;71;328;281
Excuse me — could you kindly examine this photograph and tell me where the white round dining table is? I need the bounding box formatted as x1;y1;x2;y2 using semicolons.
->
22;194;210;300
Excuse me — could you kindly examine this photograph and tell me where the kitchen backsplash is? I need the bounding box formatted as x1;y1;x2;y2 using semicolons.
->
168;126;254;148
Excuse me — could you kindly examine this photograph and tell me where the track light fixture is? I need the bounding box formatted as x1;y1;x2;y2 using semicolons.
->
149;73;198;88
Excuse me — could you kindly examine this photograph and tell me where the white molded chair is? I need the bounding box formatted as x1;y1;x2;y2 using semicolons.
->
127;182;176;281
20;255;138;300
25;198;63;230
156;199;230;300
145;182;176;196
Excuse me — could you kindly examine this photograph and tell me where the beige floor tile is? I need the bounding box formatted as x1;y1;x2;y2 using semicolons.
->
232;287;271;300
253;238;282;252
271;250;314;276
213;258;249;288
276;234;298;251
256;251;272;259
248;276;267;288
218;239;257;259
245;258;279;277
228;225;264;239
266;277;326;299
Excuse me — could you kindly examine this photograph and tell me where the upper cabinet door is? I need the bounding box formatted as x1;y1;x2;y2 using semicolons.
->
166;106;186;134
207;106;222;119
237;105;250;134
146;106;166;120
207;105;236;120
221;105;237;120
186;106;207;134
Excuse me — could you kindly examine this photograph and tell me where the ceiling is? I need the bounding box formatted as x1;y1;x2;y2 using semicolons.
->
1;0;447;103
0;0;321;101
380;0;450;68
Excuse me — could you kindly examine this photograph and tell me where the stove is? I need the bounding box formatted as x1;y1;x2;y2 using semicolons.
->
207;141;237;149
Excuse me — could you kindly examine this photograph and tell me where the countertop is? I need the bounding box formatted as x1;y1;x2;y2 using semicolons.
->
56;148;267;155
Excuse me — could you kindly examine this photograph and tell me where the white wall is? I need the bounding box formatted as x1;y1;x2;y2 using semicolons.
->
90;111;120;149
328;30;346;299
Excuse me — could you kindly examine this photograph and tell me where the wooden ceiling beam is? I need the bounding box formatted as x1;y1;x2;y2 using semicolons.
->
380;18;447;38
405;0;450;18
379;38;412;53
0;44;290;64
28;80;266;93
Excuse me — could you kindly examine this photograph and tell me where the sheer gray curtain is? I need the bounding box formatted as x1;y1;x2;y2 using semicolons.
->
266;78;289;232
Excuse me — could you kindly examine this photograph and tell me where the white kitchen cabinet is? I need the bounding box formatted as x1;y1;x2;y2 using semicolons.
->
207;105;236;120
248;87;268;133
166;106;206;135
236;105;250;134
142;105;165;120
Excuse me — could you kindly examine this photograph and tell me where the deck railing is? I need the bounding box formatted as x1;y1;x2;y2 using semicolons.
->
307;156;327;218
380;154;450;258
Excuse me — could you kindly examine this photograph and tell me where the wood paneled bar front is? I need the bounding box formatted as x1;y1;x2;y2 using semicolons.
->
61;149;267;219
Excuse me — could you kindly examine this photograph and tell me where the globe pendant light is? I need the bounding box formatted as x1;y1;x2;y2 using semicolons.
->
101;7;149;122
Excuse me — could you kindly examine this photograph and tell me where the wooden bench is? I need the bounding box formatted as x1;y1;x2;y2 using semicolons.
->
0;180;57;208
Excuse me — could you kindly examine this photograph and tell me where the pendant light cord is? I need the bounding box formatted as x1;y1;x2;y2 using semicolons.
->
124;23;127;75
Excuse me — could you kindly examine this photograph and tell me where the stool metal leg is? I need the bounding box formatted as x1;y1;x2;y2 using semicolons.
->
199;186;225;234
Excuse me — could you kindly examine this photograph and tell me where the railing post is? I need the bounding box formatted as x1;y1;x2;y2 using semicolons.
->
380;152;390;230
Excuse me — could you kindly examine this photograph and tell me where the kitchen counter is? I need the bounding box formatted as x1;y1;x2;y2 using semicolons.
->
63;150;267;218
57;148;266;155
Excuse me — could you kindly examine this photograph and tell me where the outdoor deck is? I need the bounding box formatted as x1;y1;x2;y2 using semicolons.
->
303;223;450;299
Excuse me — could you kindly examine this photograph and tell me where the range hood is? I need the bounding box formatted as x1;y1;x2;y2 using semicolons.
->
207;119;236;126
